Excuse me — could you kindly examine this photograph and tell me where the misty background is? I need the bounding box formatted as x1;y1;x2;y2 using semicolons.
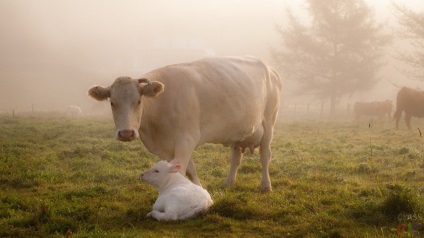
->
1;0;423;117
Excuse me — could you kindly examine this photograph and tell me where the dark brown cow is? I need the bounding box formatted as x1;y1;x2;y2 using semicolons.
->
394;87;424;129
353;100;393;121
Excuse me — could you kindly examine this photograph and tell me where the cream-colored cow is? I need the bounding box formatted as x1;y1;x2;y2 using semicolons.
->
88;56;282;192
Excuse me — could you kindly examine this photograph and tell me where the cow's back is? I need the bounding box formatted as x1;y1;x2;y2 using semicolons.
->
140;56;281;150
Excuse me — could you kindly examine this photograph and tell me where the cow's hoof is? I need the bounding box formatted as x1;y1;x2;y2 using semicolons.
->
261;186;272;193
224;180;236;188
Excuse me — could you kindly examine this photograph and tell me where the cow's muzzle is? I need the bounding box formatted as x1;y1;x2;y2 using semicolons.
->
116;129;138;142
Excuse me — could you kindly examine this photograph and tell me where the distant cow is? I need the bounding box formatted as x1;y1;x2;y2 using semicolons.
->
353;100;392;121
88;56;282;192
394;87;424;129
67;106;82;117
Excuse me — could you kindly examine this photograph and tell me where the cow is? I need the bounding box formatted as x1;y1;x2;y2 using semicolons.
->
394;87;424;129
66;106;82;117
88;56;282;192
353;100;392;121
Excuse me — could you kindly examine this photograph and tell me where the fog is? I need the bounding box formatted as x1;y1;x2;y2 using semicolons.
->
0;0;423;117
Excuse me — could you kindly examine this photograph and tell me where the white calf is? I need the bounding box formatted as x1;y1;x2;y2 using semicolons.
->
140;160;213;221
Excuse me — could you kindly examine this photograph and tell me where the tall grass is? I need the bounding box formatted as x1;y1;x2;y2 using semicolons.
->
0;116;423;237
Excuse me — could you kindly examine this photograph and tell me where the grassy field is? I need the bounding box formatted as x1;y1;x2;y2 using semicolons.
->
0;115;423;237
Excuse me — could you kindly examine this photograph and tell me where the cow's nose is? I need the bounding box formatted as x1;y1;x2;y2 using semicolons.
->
118;129;135;141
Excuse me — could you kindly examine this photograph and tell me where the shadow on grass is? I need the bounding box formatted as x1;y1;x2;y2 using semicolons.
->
347;184;421;226
210;198;257;220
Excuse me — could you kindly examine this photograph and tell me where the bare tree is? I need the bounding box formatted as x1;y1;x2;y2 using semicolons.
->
393;4;424;81
272;0;389;114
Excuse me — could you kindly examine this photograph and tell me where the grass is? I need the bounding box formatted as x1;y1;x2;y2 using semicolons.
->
0;115;423;237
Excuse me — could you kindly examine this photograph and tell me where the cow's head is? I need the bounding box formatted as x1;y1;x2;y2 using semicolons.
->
88;76;164;142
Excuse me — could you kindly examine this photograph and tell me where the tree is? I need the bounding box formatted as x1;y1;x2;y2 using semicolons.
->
273;0;389;114
393;4;424;81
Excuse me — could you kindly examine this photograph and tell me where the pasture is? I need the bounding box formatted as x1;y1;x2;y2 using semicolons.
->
0;115;423;237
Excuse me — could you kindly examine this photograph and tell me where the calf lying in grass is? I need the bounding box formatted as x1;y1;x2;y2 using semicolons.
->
140;160;213;221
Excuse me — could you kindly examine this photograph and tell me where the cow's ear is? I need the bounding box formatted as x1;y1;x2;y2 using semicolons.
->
88;86;110;101
139;81;164;97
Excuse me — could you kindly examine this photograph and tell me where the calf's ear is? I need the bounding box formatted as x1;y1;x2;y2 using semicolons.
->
88;86;110;101
139;81;164;97
169;160;181;173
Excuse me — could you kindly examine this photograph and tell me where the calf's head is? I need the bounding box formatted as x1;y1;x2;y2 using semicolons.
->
140;160;181;189
88;76;164;142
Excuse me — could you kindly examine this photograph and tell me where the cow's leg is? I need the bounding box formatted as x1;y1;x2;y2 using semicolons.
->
186;157;201;186
378;113;384;124
405;113;412;130
259;126;273;193
259;88;281;192
172;138;201;186
260;113;279;192
395;117;400;129
394;109;402;129
225;145;242;187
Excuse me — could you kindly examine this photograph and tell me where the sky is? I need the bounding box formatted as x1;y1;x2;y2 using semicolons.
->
0;0;423;114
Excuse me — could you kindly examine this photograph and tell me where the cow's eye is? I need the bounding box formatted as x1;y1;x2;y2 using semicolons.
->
154;170;159;173
138;100;141;105
110;102;115;107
